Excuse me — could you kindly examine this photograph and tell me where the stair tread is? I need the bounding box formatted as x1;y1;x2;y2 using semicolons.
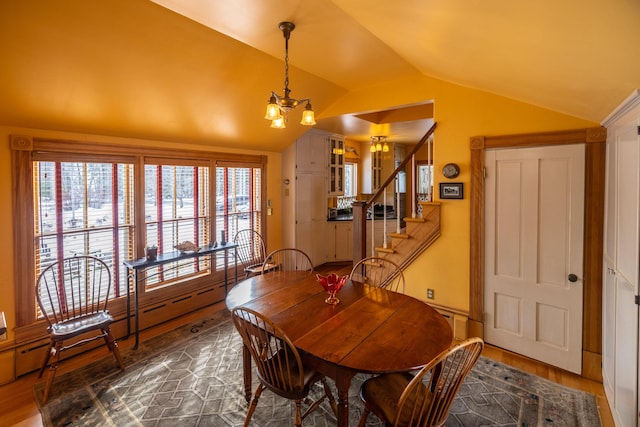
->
389;233;410;239
375;247;395;254
404;217;426;223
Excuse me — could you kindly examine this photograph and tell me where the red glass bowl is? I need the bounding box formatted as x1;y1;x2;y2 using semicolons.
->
316;273;349;304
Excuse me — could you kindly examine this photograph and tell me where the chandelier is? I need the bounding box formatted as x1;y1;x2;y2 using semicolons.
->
370;136;390;153
264;22;316;129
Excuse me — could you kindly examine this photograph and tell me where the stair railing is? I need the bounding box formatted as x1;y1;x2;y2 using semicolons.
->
352;122;437;264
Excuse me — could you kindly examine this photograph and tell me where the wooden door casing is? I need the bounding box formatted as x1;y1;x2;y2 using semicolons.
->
469;126;606;381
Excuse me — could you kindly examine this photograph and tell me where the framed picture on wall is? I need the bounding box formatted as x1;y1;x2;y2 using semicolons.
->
440;182;463;199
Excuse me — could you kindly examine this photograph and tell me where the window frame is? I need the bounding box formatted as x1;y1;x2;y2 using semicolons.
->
11;134;267;342
344;161;358;198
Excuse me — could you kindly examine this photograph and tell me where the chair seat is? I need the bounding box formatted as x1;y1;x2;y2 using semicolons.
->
50;311;114;340
244;263;262;272
259;262;278;273
358;338;484;427
360;372;417;424
244;262;277;278
258;348;320;399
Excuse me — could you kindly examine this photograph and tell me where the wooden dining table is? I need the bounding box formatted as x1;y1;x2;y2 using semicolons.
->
225;271;453;427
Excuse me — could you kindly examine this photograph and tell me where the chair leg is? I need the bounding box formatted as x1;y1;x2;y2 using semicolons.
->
294;399;303;427
321;378;338;416
357;408;370;427
243;383;265;427
42;342;62;404
103;328;125;370
38;341;53;379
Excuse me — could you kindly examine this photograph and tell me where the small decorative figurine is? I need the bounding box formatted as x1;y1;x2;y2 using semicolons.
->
175;241;199;253
145;245;158;261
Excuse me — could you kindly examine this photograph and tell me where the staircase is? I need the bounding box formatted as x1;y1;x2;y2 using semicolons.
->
352;123;440;268
374;201;441;270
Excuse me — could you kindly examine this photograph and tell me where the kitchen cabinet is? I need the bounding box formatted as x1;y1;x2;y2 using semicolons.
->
601;90;640;427
360;140;395;198
326;221;353;262
296;173;327;266
283;129;345;267
296;129;329;173
328;135;345;196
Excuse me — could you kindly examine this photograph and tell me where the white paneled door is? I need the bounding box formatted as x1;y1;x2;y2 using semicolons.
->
602;109;640;427
484;144;585;373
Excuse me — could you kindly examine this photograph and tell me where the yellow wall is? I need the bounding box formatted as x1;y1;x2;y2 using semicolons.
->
324;75;598;310
0;74;601;382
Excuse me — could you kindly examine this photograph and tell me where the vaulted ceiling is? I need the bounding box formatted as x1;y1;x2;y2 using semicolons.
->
1;0;638;151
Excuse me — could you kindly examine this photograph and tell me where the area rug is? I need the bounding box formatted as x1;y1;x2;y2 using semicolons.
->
35;311;602;426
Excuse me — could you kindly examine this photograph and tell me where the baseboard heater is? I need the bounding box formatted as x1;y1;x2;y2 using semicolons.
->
428;302;469;341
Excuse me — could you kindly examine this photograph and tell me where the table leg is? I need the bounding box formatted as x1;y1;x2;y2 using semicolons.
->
242;344;252;403
134;270;140;350
301;355;355;427
334;372;354;427
125;268;132;339
224;249;228;294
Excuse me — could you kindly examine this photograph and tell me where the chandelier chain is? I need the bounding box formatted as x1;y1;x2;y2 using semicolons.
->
283;33;290;96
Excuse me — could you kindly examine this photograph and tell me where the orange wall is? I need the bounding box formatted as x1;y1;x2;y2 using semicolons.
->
0;74;600;383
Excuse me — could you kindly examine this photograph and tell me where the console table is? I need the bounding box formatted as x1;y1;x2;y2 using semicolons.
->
124;242;238;349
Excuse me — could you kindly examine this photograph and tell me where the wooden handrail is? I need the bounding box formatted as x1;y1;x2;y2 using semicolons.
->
352;122;437;264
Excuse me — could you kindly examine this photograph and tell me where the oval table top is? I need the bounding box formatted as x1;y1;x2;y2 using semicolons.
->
226;271;453;374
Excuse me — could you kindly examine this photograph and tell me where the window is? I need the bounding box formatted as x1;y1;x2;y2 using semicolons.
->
12;135;266;332
143;164;210;287
216;165;262;244
417;162;433;200
337;162;357;209
34;160;134;308
344;162;357;197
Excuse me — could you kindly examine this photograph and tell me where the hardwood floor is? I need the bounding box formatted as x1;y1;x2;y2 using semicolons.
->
0;263;615;426
481;345;615;426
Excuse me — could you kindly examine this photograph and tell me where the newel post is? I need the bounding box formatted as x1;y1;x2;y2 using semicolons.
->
352;201;366;266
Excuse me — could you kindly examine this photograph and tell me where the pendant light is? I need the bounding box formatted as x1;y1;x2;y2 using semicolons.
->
264;22;316;128
370;136;390;152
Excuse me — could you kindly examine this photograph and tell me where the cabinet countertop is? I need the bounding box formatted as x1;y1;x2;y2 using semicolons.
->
327;214;353;221
327;214;398;222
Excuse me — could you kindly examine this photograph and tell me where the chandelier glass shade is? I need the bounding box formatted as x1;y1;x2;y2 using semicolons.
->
264;22;316;128
370;136;390;153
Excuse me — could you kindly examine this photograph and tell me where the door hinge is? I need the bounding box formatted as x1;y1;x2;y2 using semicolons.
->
483;167;487;180
635;295;640;305
637;126;640;135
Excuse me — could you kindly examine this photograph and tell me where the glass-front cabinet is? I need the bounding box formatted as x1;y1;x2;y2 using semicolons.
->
371;150;382;191
328;135;345;196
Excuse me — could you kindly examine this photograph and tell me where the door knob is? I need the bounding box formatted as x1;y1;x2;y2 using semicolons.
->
568;274;578;282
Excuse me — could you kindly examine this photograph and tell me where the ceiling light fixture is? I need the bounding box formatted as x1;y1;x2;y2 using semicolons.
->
370;136;389;153
264;22;316;129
